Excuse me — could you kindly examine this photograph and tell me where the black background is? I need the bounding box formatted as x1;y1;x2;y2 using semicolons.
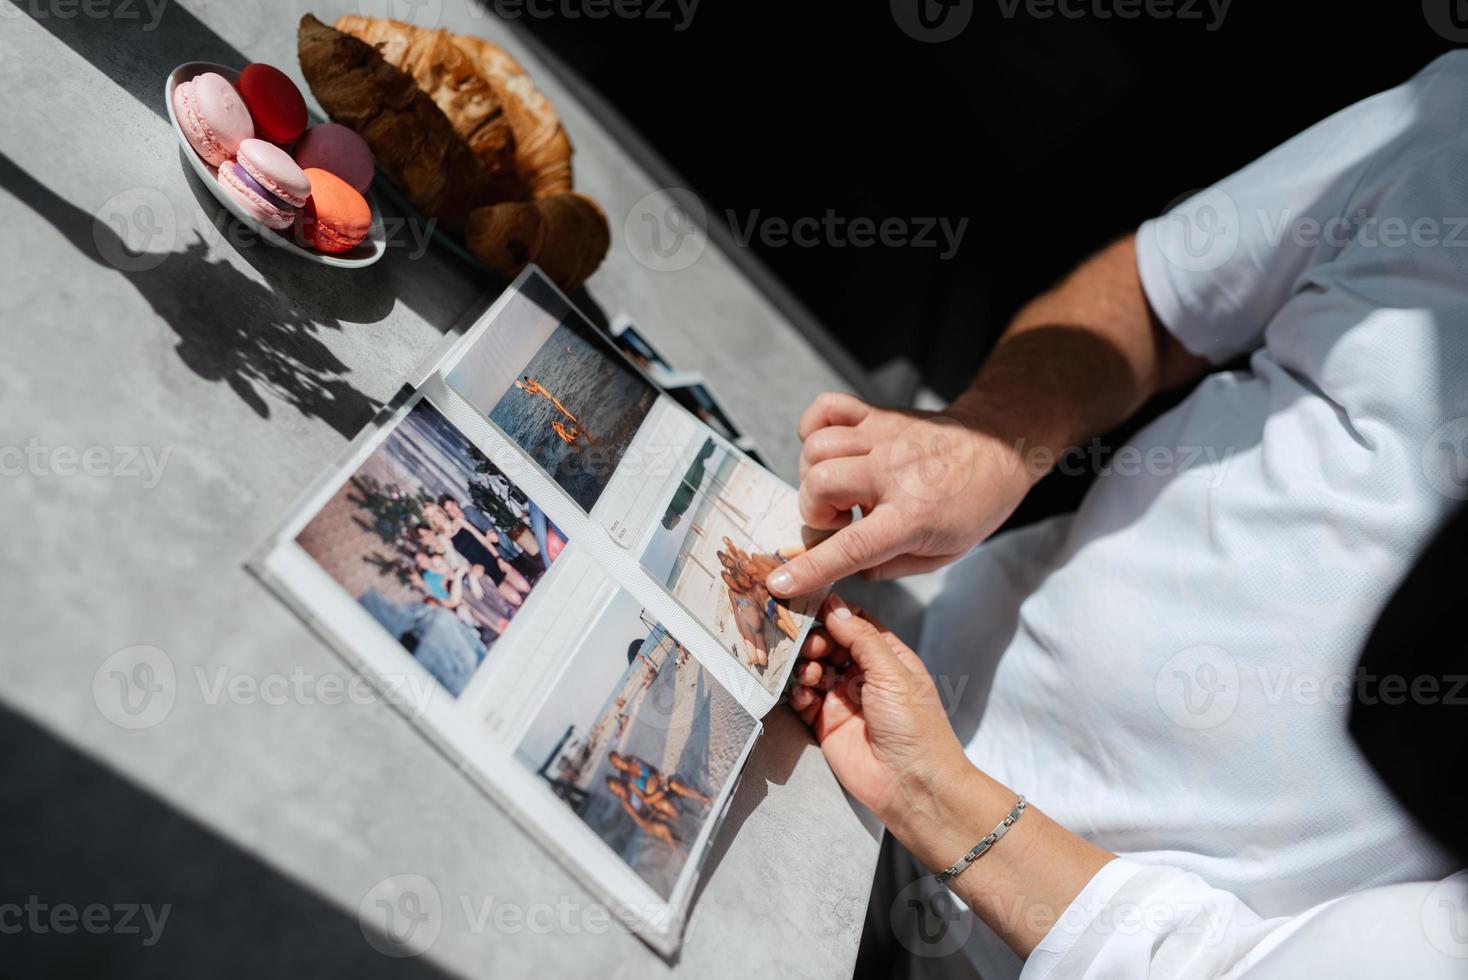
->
519;2;1455;396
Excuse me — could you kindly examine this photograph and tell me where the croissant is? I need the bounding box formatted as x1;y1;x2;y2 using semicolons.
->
297;14;505;231
334;15;573;201
465;193;608;292
332;14;519;192
452;34;574;200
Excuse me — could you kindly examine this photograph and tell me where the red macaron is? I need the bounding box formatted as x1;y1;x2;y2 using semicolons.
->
236;63;307;145
297;168;372;254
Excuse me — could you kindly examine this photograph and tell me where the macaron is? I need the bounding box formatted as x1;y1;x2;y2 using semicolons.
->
236;63;308;144
217;138;311;230
292;123;375;194
297;167;371;253
173;71;254;167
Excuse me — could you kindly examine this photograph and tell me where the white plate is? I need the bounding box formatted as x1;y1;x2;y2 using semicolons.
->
165;61;386;268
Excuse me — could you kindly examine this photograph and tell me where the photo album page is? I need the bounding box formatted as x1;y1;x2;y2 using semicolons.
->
253;267;824;955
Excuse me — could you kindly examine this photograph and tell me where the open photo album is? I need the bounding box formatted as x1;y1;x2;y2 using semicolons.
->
252;268;824;955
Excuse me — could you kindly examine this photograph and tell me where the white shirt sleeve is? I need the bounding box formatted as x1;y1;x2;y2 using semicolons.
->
1021;860;1468;980
1135;53;1468;364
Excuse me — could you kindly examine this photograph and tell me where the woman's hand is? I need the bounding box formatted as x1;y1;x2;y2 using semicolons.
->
789;594;971;828
791;593;1114;959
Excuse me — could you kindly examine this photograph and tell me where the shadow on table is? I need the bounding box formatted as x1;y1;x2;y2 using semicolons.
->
0;701;461;979
0;150;380;439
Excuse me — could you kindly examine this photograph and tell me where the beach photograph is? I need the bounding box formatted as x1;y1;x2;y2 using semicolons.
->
516;591;757;900
295;400;568;698
446;290;658;513
639;438;819;694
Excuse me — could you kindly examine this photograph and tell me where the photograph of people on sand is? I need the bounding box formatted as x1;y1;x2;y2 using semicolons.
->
446;289;658;513
295;400;568;698
516;591;757;900
639;437;820;694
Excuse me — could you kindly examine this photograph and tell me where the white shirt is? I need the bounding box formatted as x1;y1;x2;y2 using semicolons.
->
917;52;1468;979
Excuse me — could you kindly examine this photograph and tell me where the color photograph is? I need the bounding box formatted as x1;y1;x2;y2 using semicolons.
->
517;592;757;900
296;400;568;698
446;291;658;513
640;437;819;693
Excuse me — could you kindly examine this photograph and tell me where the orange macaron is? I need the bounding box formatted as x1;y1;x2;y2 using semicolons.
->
296;167;371;254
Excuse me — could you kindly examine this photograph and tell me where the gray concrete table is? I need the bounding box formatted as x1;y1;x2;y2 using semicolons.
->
0;1;887;975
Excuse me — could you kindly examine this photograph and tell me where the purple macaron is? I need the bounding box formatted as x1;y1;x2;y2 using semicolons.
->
292;123;376;194
173;72;254;168
216;138;310;230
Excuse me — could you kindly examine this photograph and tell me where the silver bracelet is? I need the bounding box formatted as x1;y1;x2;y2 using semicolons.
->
934;796;1027;885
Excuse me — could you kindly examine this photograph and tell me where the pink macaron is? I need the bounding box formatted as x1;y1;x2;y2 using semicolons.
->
292;123;375;194
216;138;311;230
173;71;254;168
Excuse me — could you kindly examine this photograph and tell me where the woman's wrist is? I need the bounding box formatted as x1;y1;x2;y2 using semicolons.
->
885;752;1018;875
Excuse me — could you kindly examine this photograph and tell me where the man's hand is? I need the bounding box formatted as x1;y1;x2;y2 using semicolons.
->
765;391;1034;597
767;236;1208;599
789;595;970;823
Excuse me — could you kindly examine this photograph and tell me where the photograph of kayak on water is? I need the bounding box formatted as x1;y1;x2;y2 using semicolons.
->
515;590;757;900
446;282;658;513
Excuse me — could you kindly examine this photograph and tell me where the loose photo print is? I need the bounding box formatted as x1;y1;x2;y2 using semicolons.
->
516;591;758;900
446;277;659;513
639;437;821;694
607;317;676;387
295;399;569;698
